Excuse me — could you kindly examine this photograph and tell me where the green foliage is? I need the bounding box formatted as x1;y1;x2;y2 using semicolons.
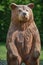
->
0;0;43;44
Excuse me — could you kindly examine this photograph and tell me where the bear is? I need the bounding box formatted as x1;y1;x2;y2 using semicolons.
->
6;3;41;65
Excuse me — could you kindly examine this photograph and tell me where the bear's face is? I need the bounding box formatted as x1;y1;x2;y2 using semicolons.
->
17;6;30;21
10;3;34;23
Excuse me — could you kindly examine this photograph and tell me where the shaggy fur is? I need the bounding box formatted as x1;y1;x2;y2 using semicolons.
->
6;3;41;65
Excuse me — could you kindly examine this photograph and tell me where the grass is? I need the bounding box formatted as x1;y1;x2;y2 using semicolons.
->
0;42;43;61
0;42;7;60
40;50;43;60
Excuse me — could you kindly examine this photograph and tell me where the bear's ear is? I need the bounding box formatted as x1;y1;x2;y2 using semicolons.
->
10;3;18;9
27;3;34;9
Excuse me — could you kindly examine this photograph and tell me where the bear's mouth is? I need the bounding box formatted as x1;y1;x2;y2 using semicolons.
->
19;14;29;23
21;16;28;22
19;18;28;24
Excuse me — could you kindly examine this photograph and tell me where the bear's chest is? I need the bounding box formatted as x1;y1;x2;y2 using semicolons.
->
12;29;33;57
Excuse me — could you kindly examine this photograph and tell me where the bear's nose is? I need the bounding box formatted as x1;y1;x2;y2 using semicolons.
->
23;12;26;16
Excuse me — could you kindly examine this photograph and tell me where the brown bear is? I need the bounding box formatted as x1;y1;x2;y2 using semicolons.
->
6;3;41;65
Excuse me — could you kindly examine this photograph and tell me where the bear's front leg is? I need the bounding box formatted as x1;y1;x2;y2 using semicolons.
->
24;57;39;65
6;31;22;65
7;52;18;65
33;30;41;59
7;52;22;65
33;49;40;59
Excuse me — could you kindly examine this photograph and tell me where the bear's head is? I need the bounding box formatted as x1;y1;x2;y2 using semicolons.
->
10;3;34;24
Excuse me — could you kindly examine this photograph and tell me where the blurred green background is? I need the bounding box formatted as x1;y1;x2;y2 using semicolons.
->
0;0;43;62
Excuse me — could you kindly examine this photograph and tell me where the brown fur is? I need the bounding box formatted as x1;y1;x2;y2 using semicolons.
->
6;3;41;65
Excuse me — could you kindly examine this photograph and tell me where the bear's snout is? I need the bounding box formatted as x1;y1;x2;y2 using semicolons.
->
23;12;26;16
18;11;29;21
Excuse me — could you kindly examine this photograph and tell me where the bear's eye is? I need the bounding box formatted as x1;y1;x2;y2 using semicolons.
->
19;9;22;12
26;10;28;11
